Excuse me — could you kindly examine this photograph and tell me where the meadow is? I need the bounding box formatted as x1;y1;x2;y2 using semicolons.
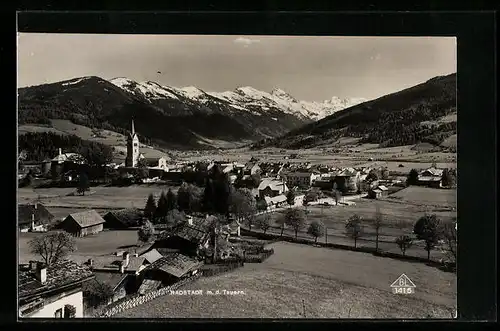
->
115;241;456;319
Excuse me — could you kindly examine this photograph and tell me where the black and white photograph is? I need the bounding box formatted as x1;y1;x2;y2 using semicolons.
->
17;33;457;319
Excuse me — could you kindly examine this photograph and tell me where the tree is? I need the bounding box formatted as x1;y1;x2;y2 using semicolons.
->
345;215;363;248
276;214;287;237
333;189;342;205
395;235;413;256
284;208;306;239
366;170;379;183
413;214;442;261
304;191;319;203
250;173;261;188
77;172;90;196
137;220;155;244
407;169;419;186
381;168;390;180
307;220;325;243
28;231;76;265
230;188;257;230
166;188;177;211
441;219;457;264
165;209;186;227
83;279;114;309
441;168;455;187
286;189;296;208
154;191;168;222
255;213;271;234
177;183;193;212
371;205;384;252
144;193;157;221
256;199;268;212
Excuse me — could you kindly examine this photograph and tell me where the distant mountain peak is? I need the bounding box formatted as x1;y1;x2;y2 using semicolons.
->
271;88;297;103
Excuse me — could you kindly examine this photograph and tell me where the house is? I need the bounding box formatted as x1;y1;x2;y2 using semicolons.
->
258;179;288;199
142;156;169;171
18;203;55;232
103;209;143;229
59;210;106;237
141;249;164;264
84;272;130;304
18;260;94;318
86;252;147;276
149;217;212;257
139;252;203;290
368;185;389;199
220;218;241;238
418;168;443;188
244;162;261;176
51;149;86;165
264;195;288;209
334;168;361;193
284;171;319;188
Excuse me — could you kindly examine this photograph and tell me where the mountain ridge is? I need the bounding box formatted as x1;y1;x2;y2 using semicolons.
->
18;76;364;150
251;73;457;150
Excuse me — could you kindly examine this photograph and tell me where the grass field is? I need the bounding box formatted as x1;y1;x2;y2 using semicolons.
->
17;185;178;210
18;230;141;264
115;241;456;318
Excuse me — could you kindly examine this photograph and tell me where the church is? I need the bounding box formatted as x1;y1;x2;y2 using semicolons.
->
122;119;169;173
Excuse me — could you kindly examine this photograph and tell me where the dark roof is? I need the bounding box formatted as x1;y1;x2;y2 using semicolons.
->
168;218;211;245
104;209;143;227
147;253;203;278
92;272;128;291
18;204;54;226
65;210;105;228
19;260;94;301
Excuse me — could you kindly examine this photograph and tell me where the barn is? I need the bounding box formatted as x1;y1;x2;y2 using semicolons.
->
103;209;143;229
60;210;105;237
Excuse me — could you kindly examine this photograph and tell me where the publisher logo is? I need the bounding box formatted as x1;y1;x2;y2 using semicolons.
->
390;273;416;294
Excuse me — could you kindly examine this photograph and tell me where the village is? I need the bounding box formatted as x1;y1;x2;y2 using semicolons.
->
18;120;457;319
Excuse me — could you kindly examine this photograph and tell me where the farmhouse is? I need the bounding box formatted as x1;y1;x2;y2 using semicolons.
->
18;203;55;233
87;272;130;304
139;252;203;290
140;156;169;171
368;185;389;199
59;210;106;237
244;162;261;176
18;260;94;318
258;179;288;198
418;168;443;188
87;252;147;275
149;217;211;257
103;208;143;229
51;148;86;165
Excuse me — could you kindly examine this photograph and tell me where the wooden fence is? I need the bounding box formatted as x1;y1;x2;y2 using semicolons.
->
94;273;202;318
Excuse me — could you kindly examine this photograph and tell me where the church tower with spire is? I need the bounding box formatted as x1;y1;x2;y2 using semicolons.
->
125;118;140;167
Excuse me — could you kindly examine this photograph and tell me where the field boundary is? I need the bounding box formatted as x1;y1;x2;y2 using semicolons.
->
240;228;455;271
94;273;202;318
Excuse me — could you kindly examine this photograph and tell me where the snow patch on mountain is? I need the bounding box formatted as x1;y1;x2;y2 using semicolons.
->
108;77;367;121
61;77;91;87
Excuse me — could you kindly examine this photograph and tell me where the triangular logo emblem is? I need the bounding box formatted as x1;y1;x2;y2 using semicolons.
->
390;274;416;288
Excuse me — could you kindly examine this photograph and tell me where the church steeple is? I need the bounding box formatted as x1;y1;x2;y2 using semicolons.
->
131;118;135;136
125;117;140;168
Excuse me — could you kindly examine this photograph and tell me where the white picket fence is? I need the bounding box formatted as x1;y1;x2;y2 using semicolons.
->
94;273;201;318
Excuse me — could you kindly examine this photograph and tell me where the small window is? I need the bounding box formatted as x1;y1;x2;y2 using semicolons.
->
54;308;63;318
134;143;138;147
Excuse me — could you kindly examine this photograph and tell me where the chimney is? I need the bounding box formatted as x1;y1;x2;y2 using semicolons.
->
35;263;47;284
59;148;62;156
122;252;130;268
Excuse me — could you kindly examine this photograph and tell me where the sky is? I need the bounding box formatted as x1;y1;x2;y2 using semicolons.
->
17;34;456;101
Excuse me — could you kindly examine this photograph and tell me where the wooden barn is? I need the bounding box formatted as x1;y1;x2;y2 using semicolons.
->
103;208;143;229
59;210;105;237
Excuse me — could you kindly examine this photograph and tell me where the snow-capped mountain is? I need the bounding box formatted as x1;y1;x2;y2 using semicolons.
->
109;78;366;121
